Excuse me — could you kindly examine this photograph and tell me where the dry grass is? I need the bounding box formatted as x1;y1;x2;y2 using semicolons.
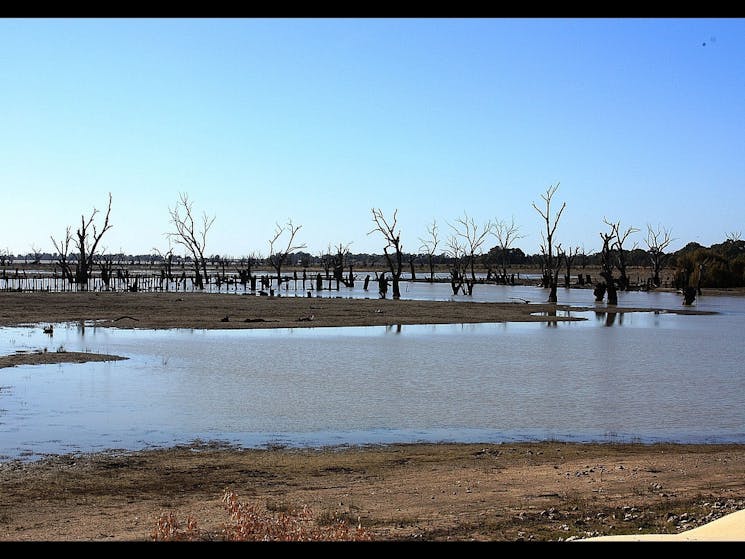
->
152;490;373;542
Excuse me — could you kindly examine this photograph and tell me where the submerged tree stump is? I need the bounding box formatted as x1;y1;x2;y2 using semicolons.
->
683;286;697;305
593;283;606;302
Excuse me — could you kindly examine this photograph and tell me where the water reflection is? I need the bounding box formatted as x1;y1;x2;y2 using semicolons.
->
595;311;623;327
529;309;576;327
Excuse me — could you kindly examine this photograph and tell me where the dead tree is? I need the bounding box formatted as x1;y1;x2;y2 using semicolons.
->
51;226;74;284
320;245;334;280
598;227;618;305
446;234;472;295
492;216;524;281
577;245;590;285
167;192;215;290
30;244;42;265
377;271;389;298
57;193;113;289
562;245;581;287
695;257;712;297
449;212;492;284
268;220;306;290
97;252;114;289
604;219;638;291
682;286;697;305
331;242;354;287
154;245;175;283
419;219;440;282
645;225;674;287
369;208;404;299
532;183;566;303
681;255;712;305
676;253;709;305
406;254;417;281
236;252;261;289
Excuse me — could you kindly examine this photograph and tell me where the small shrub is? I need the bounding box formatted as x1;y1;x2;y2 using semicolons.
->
152;490;374;542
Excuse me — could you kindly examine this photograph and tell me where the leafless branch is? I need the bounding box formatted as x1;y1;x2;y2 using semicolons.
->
447;212;492;282
532;183;565;300
267;219;306;284
418;219;440;255
645;225;674;253
532;183;566;252
167;192;215;289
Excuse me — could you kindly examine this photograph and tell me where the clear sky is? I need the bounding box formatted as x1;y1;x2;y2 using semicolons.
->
1;18;743;259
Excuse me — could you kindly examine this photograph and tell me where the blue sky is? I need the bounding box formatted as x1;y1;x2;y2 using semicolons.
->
1;18;743;259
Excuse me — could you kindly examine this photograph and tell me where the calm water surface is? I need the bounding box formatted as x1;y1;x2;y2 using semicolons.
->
1;286;744;461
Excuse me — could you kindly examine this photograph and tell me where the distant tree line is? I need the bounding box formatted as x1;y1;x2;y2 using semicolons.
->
2;190;743;294
6;238;745;289
668;238;745;290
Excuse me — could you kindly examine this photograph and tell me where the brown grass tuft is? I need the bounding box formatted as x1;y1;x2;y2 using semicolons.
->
152;490;374;542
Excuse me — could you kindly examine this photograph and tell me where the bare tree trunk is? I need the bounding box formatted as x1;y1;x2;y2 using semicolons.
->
377;273;388;298
548;268;559;303
392;274;401;299
593;283;606;302
450;268;463;295
683;286;696;305
99;258;113;289
466;278;474;296
600;272;618;305
696;260;708;295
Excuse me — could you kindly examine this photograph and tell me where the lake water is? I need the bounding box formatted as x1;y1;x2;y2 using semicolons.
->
1;285;744;461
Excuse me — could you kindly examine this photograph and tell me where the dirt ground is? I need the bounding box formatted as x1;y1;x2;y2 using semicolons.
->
2;441;744;542
0;290;743;542
0;289;602;330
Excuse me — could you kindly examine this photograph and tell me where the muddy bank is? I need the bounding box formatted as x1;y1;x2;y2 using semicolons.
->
0;350;127;369
0;290;713;332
